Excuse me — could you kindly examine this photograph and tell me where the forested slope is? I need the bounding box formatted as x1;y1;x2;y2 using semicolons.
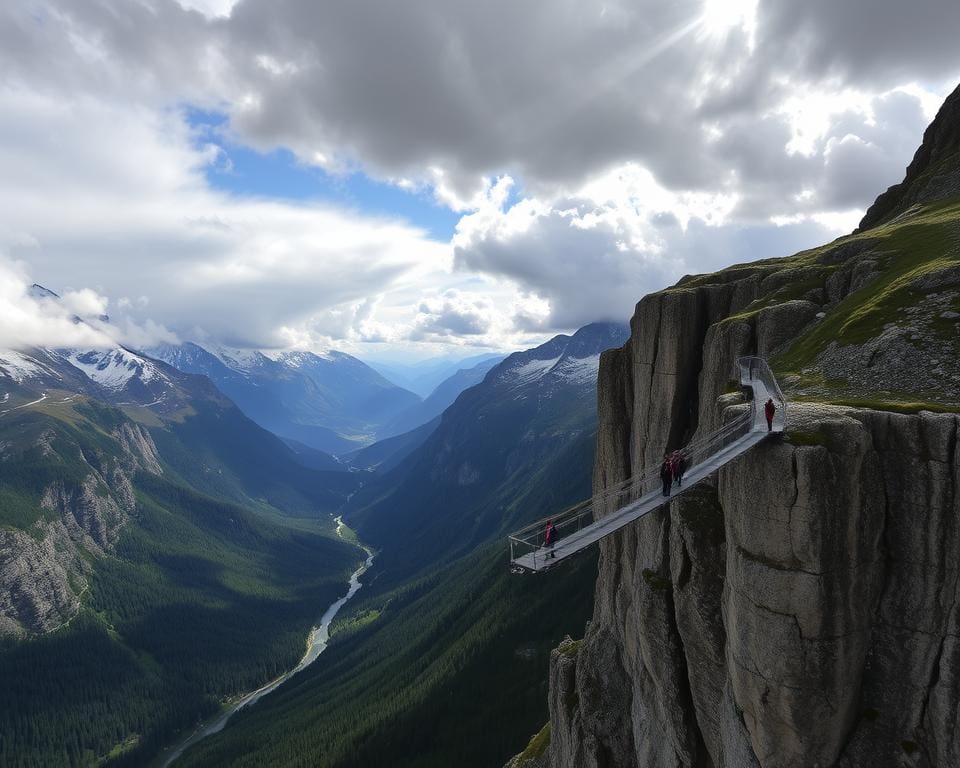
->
0;361;365;767
174;325;629;767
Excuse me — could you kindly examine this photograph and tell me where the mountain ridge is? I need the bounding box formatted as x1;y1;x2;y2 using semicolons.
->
150;340;422;453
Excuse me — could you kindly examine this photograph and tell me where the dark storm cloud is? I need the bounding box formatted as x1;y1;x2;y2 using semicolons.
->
411;291;495;339
8;0;958;209
757;0;960;86
2;0;958;346
220;0;959;203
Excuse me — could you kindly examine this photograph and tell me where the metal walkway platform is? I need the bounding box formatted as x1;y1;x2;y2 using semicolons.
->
508;357;785;572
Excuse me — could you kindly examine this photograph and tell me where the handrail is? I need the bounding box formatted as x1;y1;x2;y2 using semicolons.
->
508;356;785;570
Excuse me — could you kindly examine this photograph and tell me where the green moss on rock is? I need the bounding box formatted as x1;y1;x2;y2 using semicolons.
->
515;722;551;765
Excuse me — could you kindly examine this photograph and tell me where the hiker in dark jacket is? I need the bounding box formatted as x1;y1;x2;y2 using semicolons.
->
673;450;687;487
544;519;557;559
764;398;776;432
660;455;673;497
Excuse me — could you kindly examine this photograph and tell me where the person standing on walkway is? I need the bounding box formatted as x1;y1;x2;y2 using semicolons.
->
660;455;673;497
673;450;687;487
765;398;776;432
544;519;557;559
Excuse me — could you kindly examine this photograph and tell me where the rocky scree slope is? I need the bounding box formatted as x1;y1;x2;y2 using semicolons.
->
511;87;960;768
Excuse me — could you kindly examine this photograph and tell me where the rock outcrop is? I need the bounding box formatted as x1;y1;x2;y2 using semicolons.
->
543;397;958;768
519;257;960;767
0;423;161;636
858;82;960;231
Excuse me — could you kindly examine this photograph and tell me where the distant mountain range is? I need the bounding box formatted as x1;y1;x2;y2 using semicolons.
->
6;285;512;459
367;352;504;397
380;355;503;437
345;321;630;579
172;320;628;768
148;343;419;454
150;344;507;455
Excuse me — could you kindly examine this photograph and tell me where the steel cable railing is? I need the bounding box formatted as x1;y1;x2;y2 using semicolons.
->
508;356;785;569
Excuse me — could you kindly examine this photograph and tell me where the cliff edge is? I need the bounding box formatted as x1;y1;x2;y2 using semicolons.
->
511;84;960;768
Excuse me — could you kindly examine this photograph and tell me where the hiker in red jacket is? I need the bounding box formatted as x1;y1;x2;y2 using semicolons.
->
544;519;557;559
764;398;776;432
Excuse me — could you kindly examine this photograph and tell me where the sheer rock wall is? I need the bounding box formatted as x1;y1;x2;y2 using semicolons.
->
539;279;960;768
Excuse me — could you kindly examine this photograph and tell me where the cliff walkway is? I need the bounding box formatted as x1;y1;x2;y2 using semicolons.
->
508;357;785;572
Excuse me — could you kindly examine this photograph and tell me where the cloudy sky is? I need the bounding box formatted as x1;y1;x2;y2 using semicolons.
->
1;0;958;358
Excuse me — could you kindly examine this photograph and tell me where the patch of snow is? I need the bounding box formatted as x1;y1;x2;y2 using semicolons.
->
1;392;49;417
211;345;269;372
500;356;561;388
29;284;60;301
273;350;315;368
550;354;601;385
66;348;165;390
16;392;48;410
0;350;53;383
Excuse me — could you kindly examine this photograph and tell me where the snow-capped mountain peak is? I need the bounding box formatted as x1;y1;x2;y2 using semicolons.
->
491;323;627;393
66;348;166;391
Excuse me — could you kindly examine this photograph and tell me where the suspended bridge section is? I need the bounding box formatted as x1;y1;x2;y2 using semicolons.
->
508;357;786;572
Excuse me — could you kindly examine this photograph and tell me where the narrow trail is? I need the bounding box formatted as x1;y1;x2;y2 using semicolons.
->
0;391;48;417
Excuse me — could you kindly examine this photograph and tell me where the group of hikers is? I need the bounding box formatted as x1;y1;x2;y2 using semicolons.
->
540;396;780;559
659;449;687;497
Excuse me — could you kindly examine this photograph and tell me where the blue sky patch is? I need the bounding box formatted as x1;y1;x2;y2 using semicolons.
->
185;107;460;240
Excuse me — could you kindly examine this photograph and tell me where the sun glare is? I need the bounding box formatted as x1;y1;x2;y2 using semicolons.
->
699;0;757;42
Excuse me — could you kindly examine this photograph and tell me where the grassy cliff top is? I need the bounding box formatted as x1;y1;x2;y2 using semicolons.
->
665;195;960;411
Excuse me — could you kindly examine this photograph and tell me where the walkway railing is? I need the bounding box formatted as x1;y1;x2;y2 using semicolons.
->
508;356;785;571
739;355;787;428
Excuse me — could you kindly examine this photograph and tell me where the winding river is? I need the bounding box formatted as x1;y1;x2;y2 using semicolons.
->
154;516;374;767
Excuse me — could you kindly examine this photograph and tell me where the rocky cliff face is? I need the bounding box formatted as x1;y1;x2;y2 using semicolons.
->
543;397;958;768
510;82;960;768
0;423;161;637
519;214;960;768
516;240;960;767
